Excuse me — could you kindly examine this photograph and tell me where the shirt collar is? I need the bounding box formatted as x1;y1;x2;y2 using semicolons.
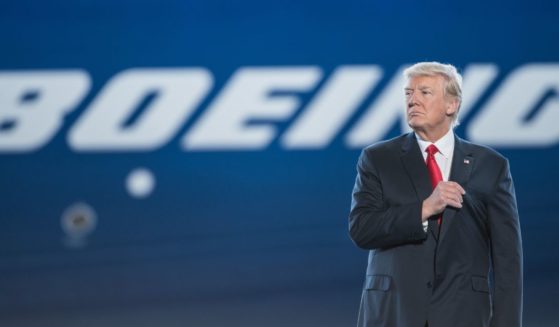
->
415;128;455;159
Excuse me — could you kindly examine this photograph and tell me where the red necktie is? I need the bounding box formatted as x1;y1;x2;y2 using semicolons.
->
426;144;443;225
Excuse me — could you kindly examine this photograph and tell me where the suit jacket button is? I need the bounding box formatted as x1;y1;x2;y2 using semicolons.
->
426;281;433;288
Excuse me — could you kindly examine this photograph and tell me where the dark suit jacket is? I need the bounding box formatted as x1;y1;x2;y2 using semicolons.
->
349;133;523;327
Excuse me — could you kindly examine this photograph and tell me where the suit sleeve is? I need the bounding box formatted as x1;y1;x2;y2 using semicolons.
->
488;159;523;327
349;149;427;249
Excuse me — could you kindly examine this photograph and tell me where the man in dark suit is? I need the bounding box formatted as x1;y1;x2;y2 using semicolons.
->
349;62;523;327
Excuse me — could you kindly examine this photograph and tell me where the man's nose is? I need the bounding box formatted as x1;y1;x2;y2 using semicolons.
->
407;92;417;106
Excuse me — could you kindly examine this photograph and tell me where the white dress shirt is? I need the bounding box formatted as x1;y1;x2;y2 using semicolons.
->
415;129;455;232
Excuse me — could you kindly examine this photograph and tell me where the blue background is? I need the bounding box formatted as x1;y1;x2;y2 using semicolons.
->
1;0;558;326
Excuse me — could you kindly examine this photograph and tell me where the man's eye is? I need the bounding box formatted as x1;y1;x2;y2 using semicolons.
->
422;91;430;95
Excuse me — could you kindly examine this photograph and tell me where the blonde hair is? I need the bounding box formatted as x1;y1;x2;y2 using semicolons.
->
403;62;463;127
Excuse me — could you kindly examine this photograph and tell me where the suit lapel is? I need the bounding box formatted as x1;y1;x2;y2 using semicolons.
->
439;136;474;244
400;133;435;237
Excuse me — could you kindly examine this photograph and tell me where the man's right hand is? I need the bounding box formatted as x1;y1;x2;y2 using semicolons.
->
421;181;466;222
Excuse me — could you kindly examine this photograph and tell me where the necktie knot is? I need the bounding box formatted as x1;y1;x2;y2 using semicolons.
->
426;144;439;157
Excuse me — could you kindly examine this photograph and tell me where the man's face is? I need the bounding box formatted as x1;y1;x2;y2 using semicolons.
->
404;75;457;135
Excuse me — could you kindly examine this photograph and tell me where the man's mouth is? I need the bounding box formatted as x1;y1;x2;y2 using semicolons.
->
408;111;423;117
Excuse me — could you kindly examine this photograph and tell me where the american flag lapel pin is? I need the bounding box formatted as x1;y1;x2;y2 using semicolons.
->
464;159;470;164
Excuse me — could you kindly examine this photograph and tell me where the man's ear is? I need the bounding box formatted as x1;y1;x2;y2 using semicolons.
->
446;98;459;116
